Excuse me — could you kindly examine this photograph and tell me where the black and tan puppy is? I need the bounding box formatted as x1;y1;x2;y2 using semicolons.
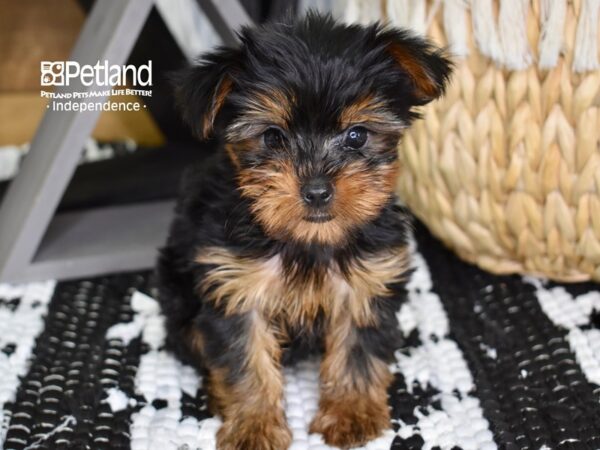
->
158;12;451;450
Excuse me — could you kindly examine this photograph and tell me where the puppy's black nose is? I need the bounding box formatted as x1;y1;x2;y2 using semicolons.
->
301;177;333;208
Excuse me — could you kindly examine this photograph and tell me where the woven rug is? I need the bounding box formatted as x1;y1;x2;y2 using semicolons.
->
2;227;600;450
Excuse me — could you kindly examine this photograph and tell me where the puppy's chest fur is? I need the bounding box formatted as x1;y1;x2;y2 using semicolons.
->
196;246;408;328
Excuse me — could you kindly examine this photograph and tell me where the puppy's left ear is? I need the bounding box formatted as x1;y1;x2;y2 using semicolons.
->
383;30;452;105
171;48;240;140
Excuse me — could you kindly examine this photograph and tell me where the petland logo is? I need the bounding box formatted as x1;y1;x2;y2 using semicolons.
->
41;60;152;87
40;60;153;113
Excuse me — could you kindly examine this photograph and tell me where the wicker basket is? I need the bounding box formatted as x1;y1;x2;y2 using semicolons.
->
342;0;600;282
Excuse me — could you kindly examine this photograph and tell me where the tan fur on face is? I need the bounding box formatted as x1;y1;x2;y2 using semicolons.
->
224;139;257;169
226;89;293;141
330;160;399;235
237;159;308;241
339;95;405;132
238;159;399;246
196;245;409;326
226;90;402;246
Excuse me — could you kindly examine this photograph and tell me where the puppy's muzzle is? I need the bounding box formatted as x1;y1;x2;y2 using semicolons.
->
302;176;333;208
301;176;334;222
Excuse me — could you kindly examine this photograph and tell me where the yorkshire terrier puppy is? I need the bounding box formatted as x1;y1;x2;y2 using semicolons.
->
158;12;451;450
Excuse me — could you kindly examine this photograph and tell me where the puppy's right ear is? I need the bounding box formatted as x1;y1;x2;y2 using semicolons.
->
172;48;240;140
380;29;452;106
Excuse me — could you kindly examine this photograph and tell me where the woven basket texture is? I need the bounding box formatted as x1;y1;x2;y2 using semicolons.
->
387;0;600;282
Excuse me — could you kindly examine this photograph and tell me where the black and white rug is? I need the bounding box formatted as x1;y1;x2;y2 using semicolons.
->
1;228;600;450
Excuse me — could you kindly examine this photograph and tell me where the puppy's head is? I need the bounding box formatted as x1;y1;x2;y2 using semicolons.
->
175;13;451;246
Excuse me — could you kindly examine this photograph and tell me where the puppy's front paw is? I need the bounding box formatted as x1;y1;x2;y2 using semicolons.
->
217;414;292;450
309;395;390;448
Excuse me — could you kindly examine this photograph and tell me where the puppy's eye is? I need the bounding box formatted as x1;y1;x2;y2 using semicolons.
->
344;126;368;149
263;127;286;149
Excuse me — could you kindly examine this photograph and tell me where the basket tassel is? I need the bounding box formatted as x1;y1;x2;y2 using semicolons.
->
386;0;428;35
471;0;503;64
539;0;567;69
443;0;469;57
499;0;533;70
338;0;382;24
573;0;600;72
386;0;412;29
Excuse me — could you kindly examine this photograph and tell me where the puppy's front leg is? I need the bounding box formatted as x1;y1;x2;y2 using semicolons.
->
196;310;291;450
310;309;396;448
